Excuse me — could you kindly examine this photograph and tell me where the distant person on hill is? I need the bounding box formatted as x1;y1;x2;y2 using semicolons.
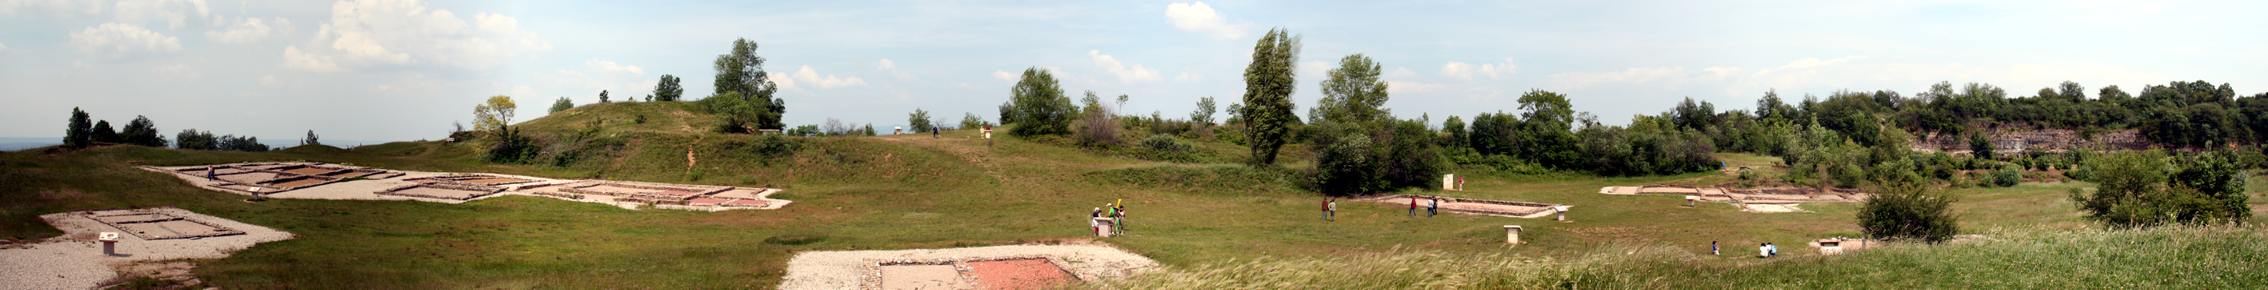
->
1428;196;1439;217
1090;207;1103;236
931;127;940;138
1321;198;1330;222
1113;203;1126;233
204;166;216;181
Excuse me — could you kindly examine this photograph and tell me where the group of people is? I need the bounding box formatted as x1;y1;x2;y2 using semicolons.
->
1707;241;1779;258
1408;195;1440;217
1317;195;1446;222
1090;200;1126;236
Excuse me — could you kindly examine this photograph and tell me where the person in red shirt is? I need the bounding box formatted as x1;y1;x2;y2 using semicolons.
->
1408;196;1418;217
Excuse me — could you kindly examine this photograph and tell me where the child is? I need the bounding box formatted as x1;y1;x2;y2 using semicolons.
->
1327;198;1338;222
1428;196;1439;217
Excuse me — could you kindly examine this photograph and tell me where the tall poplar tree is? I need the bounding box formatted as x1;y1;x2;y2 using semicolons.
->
1240;28;1300;165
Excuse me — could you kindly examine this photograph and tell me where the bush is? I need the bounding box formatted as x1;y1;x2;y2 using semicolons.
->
1135;134;1197;162
1990;164;2022;187
1857;184;1959;243
2070;150;2251;228
486;126;540;164
752;134;801;160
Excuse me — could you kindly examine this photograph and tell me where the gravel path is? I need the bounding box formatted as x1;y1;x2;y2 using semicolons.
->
0;208;292;289
780;244;1158;290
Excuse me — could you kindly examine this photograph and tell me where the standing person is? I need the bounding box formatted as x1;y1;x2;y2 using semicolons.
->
1428;196;1439;217
1320;198;1330;222
1408;196;1418;217
204;166;216;181
932;127;940;138
1711;241;1720;256
1327;198;1338;222
1113;203;1126;233
1089;208;1101;236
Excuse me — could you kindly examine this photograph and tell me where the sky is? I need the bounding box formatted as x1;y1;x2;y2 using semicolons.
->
4;0;2266;145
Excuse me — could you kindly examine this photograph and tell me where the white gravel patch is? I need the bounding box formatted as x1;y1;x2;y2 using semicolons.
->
0;208;291;290
780;244;1158;290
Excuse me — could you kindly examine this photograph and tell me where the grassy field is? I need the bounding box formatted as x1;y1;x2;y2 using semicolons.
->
3;102;2265;288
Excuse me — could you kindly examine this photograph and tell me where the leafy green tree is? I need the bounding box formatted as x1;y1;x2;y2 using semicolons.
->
713;38;786;129
1513;90;1580;168
65;107;91;148
550;97;575;113
599;90;611;103
1310;54;1387;124
1240;28;1301;165
1442;115;1467;148
654;74;684;101
90;120;120;144
700;92;760;133
120;116;164;147
1969;133;1994;160
1858;183;1959;243
1006;68;1074;136
1191;96;1217;126
473;95;517;133
959;113;987;130
2071;151;2251;228
907;108;935;132
176;129;217;150
1671;97;1716;131
302;130;322;146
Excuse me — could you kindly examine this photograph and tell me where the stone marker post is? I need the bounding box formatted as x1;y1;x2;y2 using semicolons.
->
98;232;120;256
1503;225;1522;245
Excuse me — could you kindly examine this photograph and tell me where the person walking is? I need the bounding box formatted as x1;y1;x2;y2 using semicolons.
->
1428;196;1439;217
1320;198;1330;222
1327;198;1338;222
1408;196;1418;217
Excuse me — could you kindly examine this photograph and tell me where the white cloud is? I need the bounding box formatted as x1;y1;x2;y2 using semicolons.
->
877;58;897;70
992;70;1018;82
112;0;210;30
1174;71;1199;81
1441;58;1517;80
1164;1;1246;40
1544;66;1696;89
207;17;288;44
0;0;106;15
783;65;866;89
1088;50;1160;83
282;46;341;72
70;22;181;58
282;0;550;72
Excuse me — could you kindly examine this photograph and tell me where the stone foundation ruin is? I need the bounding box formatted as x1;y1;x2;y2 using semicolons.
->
82;210;244;240
146;162;791;211
1362;195;1561;218
1600;185;1867;213
781;244;1157;290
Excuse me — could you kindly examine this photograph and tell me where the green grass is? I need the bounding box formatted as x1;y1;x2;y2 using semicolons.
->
3;104;2265;288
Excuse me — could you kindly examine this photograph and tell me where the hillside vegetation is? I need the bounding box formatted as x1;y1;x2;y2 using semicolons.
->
3;103;2265;288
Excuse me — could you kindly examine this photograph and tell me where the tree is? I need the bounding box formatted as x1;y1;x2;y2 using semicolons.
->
1191;96;1217;126
700;92;760;133
907;108;935;132
1968;133;1994;160
473;95;518;133
959;113;987;129
550;97;575;113
1241;28;1301;165
599;90;611;103
90;120;120;144
1442;115;1468;148
1513;90;1581;168
1857;184;1959;243
1073;91;1122;147
120;116;163;147
485;126;538;163
1007;67;1074;136
713;38;785;129
302;130;322;146
65;107;91;148
654;74;685;101
176;129;217;150
1311;54;1388;124
1671;97;1717;131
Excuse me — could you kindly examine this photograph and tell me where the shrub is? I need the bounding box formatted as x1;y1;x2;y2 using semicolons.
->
1990;164;2022;187
1857;184;1959;243
1135;134;1197;162
2070;150;2251;228
752;134;801;159
486;126;540;164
